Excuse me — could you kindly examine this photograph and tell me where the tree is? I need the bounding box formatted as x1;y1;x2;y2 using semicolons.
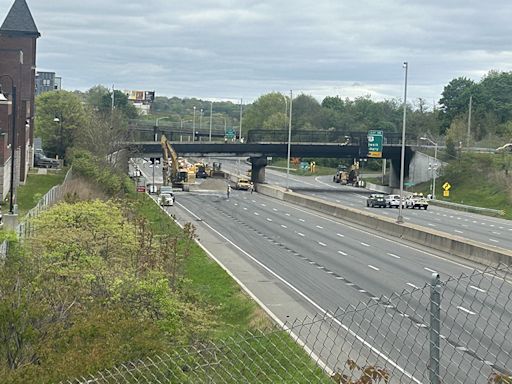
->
438;77;475;133
243;92;289;131
35;91;87;159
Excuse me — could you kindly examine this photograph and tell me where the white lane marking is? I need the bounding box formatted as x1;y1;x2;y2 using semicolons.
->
407;283;419;290
335;276;344;279
368;265;380;271
358;289;367;293
273;208;278;211
499;226;504;229
338;251;347;256
309;261;315;264
457;306;476;315
346;282;355;286
254;212;260;216
285;213;291;216
297;232;305;237
492;231;501;235
337;233;345;238
317;266;325;269
424;267;437;273
490;224;495;227
316;225;324;229
243;207;248;210
318;242;327;247
266;218;273;222
360;242;370;247
281;225;288;229
335;199;341;203
299;218;305;222
261;203;266;207
387;253;400;259
251;200;256;203
454;230;464;234
327;271;334;274
470;285;486;293
489;239;499;243
234;203;238;206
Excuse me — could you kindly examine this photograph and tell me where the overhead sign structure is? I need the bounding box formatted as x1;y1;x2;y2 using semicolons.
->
367;130;383;158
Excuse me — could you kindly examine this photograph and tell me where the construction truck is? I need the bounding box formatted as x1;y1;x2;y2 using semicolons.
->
333;164;360;186
160;134;190;190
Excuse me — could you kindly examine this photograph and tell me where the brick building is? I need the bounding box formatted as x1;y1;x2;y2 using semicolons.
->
0;0;39;202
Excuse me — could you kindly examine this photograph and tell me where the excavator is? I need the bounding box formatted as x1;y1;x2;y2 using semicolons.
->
160;134;191;190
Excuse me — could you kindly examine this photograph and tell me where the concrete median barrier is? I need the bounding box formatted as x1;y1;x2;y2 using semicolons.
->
257;184;512;267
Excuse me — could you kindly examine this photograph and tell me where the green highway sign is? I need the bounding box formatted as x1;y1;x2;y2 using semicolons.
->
367;130;383;158
226;128;236;139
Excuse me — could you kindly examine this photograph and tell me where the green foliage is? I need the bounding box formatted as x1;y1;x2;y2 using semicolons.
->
35;90;87;159
69;149;129;196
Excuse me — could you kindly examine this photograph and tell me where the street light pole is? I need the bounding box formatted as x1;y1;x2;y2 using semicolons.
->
0;75;17;214
193;106;196;141
53;115;64;159
239;98;243;142
286;90;293;190
397;62;408;224
155;116;170;141
420;137;438;199
209;101;213;142
282;93;288;130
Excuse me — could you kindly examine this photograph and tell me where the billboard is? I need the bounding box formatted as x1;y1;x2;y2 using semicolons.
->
124;90;155;103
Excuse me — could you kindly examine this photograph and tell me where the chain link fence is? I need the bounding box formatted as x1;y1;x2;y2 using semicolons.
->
60;264;512;384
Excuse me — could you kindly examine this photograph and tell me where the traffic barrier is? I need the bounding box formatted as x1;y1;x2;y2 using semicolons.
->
258;184;512;266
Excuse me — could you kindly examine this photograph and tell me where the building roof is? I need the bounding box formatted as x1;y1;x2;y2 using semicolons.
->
0;0;40;38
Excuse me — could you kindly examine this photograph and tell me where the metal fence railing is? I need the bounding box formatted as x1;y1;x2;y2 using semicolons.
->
60;264;512;384
15;167;73;239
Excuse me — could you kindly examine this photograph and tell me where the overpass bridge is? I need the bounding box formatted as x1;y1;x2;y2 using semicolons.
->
125;138;414;188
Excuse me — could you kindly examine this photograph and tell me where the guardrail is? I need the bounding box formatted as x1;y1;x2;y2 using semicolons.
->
429;199;505;216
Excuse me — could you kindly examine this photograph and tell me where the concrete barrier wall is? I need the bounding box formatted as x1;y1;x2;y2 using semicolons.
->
257;184;512;267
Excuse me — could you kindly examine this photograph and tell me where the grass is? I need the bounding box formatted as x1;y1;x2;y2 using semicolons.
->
129;193;332;381
12;169;67;216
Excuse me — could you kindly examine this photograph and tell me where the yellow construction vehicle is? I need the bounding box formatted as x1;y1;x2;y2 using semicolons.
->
160;134;190;190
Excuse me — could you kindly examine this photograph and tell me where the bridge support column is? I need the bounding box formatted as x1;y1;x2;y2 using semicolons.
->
389;159;400;188
389;153;412;189
250;156;267;184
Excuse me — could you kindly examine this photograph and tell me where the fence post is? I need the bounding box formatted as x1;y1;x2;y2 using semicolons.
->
429;273;441;384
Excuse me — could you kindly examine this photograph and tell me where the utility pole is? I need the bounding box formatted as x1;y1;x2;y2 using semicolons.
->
467;95;472;148
209;101;213;142
239;98;243;142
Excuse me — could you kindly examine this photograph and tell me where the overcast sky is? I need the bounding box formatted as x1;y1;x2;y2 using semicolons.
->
2;0;512;105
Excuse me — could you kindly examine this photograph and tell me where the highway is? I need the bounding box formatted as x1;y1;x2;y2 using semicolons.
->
218;158;512;252
133;158;512;383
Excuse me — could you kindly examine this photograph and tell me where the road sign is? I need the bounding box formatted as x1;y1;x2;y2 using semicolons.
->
442;182;451;191
136;185;146;193
404;182;415;187
443;190;450;197
367;130;383;158
226;128;236;139
300;161;309;170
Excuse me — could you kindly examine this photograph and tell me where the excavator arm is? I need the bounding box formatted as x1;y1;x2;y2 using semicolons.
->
160;134;179;186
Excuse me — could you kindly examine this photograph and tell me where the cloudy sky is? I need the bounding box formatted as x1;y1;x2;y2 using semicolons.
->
2;0;512;105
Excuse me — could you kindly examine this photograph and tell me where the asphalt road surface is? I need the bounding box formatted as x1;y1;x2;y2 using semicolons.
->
133;157;512;382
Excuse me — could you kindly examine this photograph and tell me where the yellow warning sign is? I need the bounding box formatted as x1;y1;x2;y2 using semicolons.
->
443;190;450;197
442;182;451;191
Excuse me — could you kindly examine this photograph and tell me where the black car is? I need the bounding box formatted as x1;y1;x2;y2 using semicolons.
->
34;152;60;168
196;169;208;179
366;193;387;208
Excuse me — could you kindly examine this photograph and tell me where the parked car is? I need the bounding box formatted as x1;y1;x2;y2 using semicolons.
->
366;193;387;208
158;186;175;206
405;193;429;210
236;178;251;190
385;194;404;208
147;183;158;194
196;168;208;179
34;152;60;168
